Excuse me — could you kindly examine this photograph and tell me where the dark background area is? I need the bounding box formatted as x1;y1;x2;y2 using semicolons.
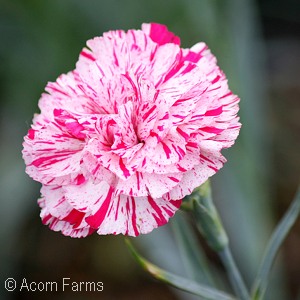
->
0;0;299;299
259;0;300;296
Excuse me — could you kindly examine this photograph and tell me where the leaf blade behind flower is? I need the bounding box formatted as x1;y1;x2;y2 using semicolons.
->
251;186;300;300
170;211;215;286
125;238;236;300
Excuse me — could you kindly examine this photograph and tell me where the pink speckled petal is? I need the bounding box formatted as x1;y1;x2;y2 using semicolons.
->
38;195;94;238
23;125;85;185
96;194;181;236
142;23;180;45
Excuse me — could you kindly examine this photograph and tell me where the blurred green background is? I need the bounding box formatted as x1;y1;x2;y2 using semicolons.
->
1;0;299;299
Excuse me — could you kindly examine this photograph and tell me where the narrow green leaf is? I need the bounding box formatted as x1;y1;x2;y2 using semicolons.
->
125;238;236;300
251;186;300;300
171;211;214;286
219;247;250;300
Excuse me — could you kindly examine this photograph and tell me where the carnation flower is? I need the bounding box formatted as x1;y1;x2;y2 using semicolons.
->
22;23;240;237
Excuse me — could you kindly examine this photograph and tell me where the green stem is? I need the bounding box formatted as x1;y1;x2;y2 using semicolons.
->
190;180;250;299
219;246;250;300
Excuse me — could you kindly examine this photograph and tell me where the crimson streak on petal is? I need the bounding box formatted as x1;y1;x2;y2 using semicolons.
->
85;186;114;228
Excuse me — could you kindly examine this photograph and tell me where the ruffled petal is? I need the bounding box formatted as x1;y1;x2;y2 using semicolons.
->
115;171;183;198
95;194;181;236
168;149;227;200
38;195;94;238
23;124;85;185
142;23;180;45
64;180;114;214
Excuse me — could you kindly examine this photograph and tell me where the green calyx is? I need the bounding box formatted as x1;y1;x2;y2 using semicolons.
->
189;180;229;252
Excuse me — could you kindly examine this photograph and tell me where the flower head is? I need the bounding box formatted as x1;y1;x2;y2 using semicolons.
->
22;23;240;237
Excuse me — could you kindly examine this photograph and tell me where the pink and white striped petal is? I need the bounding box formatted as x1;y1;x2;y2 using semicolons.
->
23;125;85;184
64;180;114;214
168;150;227;200
95;194;181;236
142;23;180;46
115;171;183;198
38;197;94;238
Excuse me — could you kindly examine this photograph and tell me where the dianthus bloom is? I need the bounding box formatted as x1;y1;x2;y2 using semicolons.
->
22;23;240;237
